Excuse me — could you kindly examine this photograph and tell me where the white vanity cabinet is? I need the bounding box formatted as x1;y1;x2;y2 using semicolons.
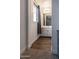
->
41;26;52;37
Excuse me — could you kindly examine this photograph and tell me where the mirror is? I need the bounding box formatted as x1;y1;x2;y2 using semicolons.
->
43;13;52;26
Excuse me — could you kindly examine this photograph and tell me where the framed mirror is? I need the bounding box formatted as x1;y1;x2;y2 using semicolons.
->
43;13;52;26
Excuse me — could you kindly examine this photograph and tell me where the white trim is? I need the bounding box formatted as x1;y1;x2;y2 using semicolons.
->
28;34;40;48
21;55;30;58
20;48;26;55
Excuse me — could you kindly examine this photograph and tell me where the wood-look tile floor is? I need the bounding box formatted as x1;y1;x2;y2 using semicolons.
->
21;37;58;59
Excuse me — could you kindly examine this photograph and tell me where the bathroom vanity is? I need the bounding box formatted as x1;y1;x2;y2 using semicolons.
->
41;26;52;37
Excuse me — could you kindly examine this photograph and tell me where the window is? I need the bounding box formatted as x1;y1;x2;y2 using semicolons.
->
33;3;38;22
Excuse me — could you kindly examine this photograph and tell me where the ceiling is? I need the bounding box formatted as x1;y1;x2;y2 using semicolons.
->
35;0;51;6
35;0;52;14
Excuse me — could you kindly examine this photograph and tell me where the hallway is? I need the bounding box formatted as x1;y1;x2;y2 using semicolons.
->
20;0;59;59
21;37;58;59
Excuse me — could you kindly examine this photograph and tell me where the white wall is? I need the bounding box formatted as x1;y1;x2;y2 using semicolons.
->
52;0;59;55
40;5;43;26
20;0;28;53
20;0;39;53
28;0;39;48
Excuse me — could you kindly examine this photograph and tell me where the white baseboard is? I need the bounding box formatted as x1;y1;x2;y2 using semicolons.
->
28;35;40;48
20;48;26;55
20;48;31;58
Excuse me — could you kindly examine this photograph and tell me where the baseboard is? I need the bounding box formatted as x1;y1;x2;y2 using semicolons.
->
20;48;31;58
28;35;40;48
20;48;26;55
30;37;40;48
40;36;52;38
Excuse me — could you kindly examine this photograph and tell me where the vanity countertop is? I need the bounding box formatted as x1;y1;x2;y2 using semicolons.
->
41;26;52;28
